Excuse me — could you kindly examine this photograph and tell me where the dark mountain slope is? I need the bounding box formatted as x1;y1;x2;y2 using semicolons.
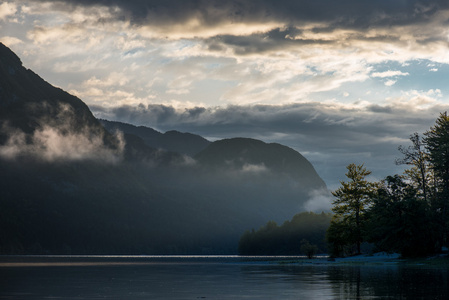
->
161;130;210;156
0;158;248;254
195;138;326;189
99;119;161;144
100;119;210;156
0;43;104;137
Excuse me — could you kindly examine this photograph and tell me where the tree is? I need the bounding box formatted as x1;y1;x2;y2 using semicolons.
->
397;132;430;202
424;112;449;248
327;163;376;255
326;218;353;257
366;175;436;257
300;239;319;259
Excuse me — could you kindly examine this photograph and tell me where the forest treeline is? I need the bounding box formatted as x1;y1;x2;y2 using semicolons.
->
327;112;449;258
238;212;332;255
240;113;449;258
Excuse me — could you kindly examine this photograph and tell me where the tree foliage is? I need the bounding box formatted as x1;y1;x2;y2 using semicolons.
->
397;132;430;202
327;163;376;256
424;112;449;191
238;212;331;255
424;112;449;247
300;239;319;259
366;175;437;257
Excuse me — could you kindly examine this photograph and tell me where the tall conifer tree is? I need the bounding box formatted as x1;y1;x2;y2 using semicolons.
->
424;112;449;247
328;163;376;255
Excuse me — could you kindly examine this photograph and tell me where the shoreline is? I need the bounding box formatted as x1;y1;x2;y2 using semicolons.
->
281;252;449;267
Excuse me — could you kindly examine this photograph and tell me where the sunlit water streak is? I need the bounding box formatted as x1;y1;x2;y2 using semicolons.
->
0;255;310;267
0;255;448;299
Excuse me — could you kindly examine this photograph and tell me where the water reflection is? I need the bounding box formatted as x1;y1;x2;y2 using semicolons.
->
327;265;449;299
0;256;448;299
243;263;449;299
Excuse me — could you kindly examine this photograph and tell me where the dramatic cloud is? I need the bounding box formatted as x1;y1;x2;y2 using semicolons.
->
3;0;449;187
32;1;449;29
6;0;449;108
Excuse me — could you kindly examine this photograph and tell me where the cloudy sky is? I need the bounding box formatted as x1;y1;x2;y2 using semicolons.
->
2;0;449;188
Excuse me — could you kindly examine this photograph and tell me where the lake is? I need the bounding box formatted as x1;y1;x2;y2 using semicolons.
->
0;255;448;299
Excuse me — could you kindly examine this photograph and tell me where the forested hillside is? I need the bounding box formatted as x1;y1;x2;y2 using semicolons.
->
239;212;331;255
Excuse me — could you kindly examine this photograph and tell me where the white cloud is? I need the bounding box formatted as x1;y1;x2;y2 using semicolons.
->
0;124;125;163
303;188;333;212
138;21;285;40
84;72;129;88
371;70;410;78
70;87;153;107
167;89;190;95
384;79;397;86
0;2;16;20
241;163;268;173
0;36;23;47
386;89;441;110
0;103;125;163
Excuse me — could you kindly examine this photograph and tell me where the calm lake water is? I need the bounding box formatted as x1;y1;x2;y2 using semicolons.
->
0;255;448;299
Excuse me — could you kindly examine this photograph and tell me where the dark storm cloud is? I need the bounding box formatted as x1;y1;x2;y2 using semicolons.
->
91;102;438;143
206;27;332;55
39;0;448;28
34;0;449;56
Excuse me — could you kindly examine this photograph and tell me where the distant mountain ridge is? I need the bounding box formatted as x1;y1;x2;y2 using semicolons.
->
195;137;326;189
0;43;329;255
100;119;211;156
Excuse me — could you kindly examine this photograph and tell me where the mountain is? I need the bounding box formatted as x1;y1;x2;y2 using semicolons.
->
195;137;326;189
100;119;211;156
0;43;329;255
0;43;108;142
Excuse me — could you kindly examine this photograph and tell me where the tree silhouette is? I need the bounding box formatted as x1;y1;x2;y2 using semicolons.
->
328;163;376;255
424;112;449;248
